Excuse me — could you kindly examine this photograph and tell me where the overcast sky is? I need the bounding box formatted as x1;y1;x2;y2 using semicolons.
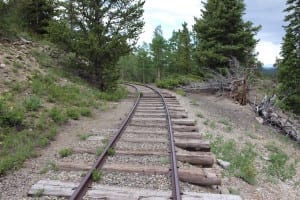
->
138;0;286;67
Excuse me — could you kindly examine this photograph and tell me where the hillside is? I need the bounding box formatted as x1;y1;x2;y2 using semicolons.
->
0;39;126;175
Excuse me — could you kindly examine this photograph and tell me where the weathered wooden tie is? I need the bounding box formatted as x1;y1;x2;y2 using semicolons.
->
55;162;221;186
28;180;242;200
72;148;214;166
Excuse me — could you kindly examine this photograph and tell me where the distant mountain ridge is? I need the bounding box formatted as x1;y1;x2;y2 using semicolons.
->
261;67;277;76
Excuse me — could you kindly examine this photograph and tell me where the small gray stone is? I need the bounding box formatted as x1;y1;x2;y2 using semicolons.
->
217;159;231;169
255;117;264;124
262;156;270;161
0;63;5;68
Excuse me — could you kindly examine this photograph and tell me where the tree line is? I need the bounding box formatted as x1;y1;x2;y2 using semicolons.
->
119;0;261;83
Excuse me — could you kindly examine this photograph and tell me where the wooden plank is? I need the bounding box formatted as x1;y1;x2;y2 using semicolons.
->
135;110;187;116
29;180;241;199
72;148;214;166
128;123;167;128
124;130;167;135
173;125;199;132
134;113;188;119
174;132;202;139
176;149;215;166
175;139;210;151
87;136;106;141
124;130;202;139
28;180;77;197
172;119;196;126
136;107;185;112
131;118;195;126
56;162;221;185
138;104;182;108
120;137;168;143
139;102;180;105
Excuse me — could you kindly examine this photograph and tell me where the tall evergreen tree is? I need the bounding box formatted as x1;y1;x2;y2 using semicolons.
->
178;22;193;74
150;25;166;80
165;30;180;74
20;0;57;34
136;43;152;83
278;0;300;114
49;0;145;90
193;0;260;70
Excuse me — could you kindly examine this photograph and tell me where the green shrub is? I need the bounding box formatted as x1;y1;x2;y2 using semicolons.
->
0;100;24;128
267;150;296;181
95;86;128;101
101;138;109;144
0;130;36;175
59;148;73;158
209;135;257;185
78;134;90;141
96;147;104;156
31;49;55;68
235;144;257;185
175;89;186;96
80;107;92;117
107;147;115;156
196;112;204;118
156;75;199;89
49;107;67;124
92;169;103;182
66;108;80;120
23;96;42;111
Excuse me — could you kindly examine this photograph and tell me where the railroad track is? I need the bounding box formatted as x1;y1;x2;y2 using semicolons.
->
28;84;241;200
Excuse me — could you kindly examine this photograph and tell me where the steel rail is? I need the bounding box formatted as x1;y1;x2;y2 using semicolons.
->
70;84;141;200
145;85;182;200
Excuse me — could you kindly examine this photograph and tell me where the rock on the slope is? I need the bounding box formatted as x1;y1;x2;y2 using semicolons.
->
255;117;264;124
217;159;231;169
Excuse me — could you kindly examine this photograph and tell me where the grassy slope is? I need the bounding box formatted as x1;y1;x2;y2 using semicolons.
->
0;41;127;175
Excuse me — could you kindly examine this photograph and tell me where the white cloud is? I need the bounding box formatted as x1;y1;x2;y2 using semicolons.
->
138;0;202;43
256;40;281;66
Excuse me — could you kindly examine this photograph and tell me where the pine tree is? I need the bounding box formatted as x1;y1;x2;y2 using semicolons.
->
165;30;180;74
136;43;152;83
20;0;57;34
278;0;300;114
193;0;260;71
150;25;166;80
48;0;145;90
178;22;193;74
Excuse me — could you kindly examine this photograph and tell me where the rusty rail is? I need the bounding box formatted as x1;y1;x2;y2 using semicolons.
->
146;85;182;200
70;84;140;200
